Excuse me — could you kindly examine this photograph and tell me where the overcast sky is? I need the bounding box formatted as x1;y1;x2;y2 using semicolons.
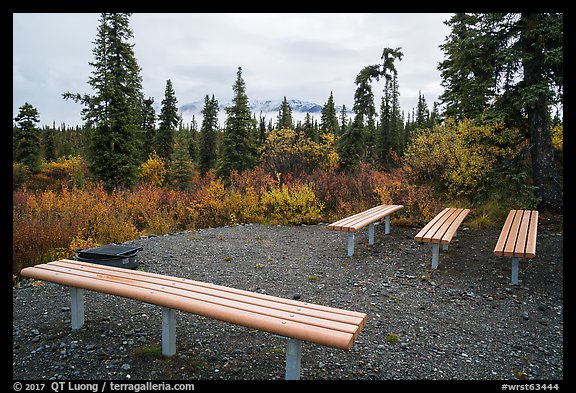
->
13;13;454;127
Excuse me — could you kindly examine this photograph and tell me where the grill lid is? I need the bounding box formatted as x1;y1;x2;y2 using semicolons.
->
75;244;143;259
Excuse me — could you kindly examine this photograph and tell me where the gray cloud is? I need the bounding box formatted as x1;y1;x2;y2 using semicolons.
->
13;12;453;127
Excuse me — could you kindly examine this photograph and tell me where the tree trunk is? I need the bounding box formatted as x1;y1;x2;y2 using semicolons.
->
528;106;563;212
522;13;563;213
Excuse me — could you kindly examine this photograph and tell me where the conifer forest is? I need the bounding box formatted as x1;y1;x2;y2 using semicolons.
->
13;13;563;274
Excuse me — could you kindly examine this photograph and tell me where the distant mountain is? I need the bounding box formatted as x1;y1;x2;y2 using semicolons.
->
174;98;353;127
179;98;323;116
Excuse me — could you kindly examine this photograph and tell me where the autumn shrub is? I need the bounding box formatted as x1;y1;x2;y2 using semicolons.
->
259;129;340;177
403;118;517;200
27;156;89;191
139;150;167;187
305;164;378;222
260;181;324;225
228;166;276;196
371;166;442;225
13;162;31;190
13;188;82;272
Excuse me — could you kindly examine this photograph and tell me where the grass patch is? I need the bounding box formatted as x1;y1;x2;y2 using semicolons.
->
386;333;400;344
133;344;163;359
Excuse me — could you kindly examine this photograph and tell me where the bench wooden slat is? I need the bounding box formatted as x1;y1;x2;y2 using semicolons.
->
56;260;366;321
514;210;531;257
524;210;538;258
49;260;364;331
493;210;517;257
328;205;403;232
503;210;524;257
423;208;460;243
440;208;471;245
20;260;367;350
327;205;383;231
493;210;538;258
415;207;470;244
414;208;450;242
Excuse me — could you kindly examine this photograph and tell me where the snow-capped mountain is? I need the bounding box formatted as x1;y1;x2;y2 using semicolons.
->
175;98;338;127
180;98;322;116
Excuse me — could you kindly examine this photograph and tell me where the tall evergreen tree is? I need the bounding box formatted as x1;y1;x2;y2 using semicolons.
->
217;67;258;178
63;13;144;190
187;116;200;164
156;79;180;160
302;113;316;141
277;96;293;129
338;105;349;136
320;91;340;135
339;48;403;171
141;96;157;159
258;112;267;146
169;131;194;190
438;12;563;212
199;94;219;174
415;91;429;130
13;102;41;172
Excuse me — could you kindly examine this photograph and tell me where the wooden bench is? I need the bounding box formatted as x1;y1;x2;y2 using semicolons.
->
327;204;404;256
493;209;539;285
19;259;368;380
414;207;470;269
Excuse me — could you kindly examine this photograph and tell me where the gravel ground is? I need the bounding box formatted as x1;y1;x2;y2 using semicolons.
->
12;215;564;383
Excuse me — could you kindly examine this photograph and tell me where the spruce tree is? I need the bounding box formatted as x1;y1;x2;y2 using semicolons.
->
169;131;194;190
338;105;349;136
302;113;316;141
320;91;340;135
199;94;219;174
187;116;200;164
141;97;157;159
217;67;257;178
277;96;293;129
13;102;41;172
339;48;403;171
438;13;563;212
63;13;144;190
156;79;180;160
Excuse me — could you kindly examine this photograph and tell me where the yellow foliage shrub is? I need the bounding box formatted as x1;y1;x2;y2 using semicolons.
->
261;183;324;225
139;150;167;187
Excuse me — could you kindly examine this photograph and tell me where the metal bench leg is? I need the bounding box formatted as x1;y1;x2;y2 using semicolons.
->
162;307;176;356
70;287;85;331
431;243;440;269
384;215;391;234
511;258;520;285
368;223;375;245
442;244;449;251
347;233;355;256
285;338;302;380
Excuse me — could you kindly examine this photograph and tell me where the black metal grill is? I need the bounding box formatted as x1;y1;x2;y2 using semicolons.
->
74;244;142;269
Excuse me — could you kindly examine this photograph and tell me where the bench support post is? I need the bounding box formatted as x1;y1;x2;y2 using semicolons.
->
368;223;375;245
162;307;176;356
70;287;85;330
384;215;391;234
442;244;449;251
285;338;302;380
511;258;520;285
347;233;355;256
431;243;440;269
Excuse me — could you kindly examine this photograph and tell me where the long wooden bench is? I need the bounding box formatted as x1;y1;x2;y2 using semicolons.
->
493;209;538;285
19;259;368;380
327;204;404;256
414;207;470;269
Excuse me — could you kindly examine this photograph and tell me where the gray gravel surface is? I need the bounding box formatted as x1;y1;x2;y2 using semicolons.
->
13;220;564;382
